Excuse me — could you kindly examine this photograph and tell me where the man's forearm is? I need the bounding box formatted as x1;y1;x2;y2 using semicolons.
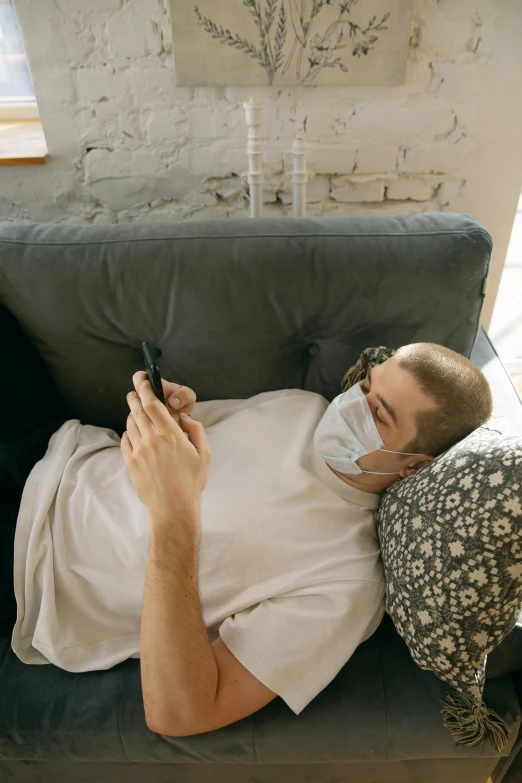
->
140;506;218;734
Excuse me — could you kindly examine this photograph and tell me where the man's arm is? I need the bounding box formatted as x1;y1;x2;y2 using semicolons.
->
142;517;278;736
141;512;218;732
123;374;277;735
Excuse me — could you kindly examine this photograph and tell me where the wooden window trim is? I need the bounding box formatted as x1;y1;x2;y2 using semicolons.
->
0;119;47;166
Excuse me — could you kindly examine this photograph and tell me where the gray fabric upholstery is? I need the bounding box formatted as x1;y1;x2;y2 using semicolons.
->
0;614;519;766
0;213;521;783
0;758;510;783
0;213;490;435
488;626;522;680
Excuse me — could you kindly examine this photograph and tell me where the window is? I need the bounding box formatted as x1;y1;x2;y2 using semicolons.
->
0;0;39;120
489;189;522;385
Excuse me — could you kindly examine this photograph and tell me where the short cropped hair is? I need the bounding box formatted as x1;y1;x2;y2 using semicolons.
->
394;343;493;457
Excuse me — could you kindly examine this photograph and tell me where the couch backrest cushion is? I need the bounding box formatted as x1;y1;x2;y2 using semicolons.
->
0;213;491;434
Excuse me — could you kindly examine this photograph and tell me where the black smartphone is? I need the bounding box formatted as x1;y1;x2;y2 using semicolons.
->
141;342;166;405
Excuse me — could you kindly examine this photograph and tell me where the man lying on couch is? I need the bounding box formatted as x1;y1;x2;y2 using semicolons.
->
0;302;492;738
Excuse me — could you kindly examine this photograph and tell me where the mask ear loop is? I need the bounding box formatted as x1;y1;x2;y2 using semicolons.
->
366;448;427;478
359;469;402;475
379;448;428;456
361;449;434;475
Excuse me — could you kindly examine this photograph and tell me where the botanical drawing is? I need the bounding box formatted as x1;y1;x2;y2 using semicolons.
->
194;0;391;86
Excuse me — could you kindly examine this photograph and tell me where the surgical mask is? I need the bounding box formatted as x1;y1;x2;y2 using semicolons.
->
313;382;425;475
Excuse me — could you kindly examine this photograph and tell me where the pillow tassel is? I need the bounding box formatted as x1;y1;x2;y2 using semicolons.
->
440;692;509;753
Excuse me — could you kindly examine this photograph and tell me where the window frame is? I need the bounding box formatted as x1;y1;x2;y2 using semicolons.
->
0;99;39;120
0;0;40;121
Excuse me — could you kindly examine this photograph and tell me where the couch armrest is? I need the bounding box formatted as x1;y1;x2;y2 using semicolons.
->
471;327;522;434
491;672;522;782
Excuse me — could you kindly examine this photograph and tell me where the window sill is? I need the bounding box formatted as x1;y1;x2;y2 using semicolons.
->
0;120;47;165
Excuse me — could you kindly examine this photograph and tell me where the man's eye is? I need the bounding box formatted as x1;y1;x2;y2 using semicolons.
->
376;412;386;425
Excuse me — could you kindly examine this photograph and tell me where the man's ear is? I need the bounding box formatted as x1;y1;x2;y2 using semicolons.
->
399;456;435;478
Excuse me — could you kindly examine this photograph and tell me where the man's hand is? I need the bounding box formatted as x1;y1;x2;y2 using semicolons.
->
121;371;211;531
160;376;197;426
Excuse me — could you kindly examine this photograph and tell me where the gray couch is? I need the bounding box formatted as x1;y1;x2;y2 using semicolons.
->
0;213;521;783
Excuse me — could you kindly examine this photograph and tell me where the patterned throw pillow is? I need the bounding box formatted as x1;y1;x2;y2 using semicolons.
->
341;345;397;392
376;414;522;752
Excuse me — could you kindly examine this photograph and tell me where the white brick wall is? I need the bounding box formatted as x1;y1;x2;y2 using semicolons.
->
355;147;398;175
303;146;356;176
331;176;386;203
3;0;522;280
403;144;448;174
386;177;434;201
75;66;130;104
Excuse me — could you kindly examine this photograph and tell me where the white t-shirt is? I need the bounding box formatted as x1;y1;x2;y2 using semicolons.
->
11;389;385;715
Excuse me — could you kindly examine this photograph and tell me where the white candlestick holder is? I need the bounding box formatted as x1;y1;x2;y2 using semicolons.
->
243;96;266;219
292;129;308;217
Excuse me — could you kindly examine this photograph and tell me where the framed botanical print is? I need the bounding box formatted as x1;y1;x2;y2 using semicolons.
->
170;0;414;87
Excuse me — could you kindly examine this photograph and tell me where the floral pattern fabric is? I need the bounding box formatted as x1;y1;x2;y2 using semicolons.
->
377;414;522;705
